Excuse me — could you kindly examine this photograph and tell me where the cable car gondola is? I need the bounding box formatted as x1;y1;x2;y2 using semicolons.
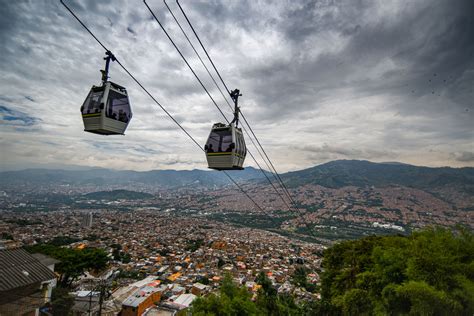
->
205;89;247;170
81;51;132;135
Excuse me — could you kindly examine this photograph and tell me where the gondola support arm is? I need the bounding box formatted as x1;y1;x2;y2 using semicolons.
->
101;51;116;84
230;89;242;126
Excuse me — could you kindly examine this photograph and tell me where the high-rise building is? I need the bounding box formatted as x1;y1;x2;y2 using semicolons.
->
82;212;93;228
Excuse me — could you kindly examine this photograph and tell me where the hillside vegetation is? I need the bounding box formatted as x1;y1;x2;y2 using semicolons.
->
83;189;153;200
283;160;474;193
317;226;473;315
2;161;472;193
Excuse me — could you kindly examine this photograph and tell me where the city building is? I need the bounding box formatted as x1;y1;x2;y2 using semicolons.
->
82;212;93;228
191;282;209;296
121;286;163;316
70;290;100;315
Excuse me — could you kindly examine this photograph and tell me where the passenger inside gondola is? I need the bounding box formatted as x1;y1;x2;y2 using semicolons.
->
206;129;233;153
222;134;232;152
82;90;103;114
106;90;131;122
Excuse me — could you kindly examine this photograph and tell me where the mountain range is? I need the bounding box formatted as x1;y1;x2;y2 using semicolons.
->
283;160;474;192
0;166;268;188
1;160;473;194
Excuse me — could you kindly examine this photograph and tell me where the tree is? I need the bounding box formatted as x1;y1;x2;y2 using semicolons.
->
317;227;474;315
51;287;74;316
1;232;13;240
196;276;210;285
26;244;109;287
292;266;308;288
112;248;121;261
333;288;372;315
121;252;131;263
190;273;257;315
217;257;226;268
255;271;303;315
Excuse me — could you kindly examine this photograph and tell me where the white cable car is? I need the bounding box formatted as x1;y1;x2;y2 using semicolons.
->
81;51;132;135
204;89;247;170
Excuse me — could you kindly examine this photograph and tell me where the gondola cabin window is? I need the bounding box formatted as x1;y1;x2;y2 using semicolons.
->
222;133;233;152
206;129;233;153
82;89;103;114
106;90;131;123
237;134;244;156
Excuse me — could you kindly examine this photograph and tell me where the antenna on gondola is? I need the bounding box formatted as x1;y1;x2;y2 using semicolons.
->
230;89;242;127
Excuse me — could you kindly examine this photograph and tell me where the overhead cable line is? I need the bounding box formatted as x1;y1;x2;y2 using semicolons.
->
163;0;293;210
241;113;298;207
60;0;266;215
143;0;228;122
175;0;232;95
175;0;296;207
163;0;232;114
175;0;298;209
145;0;292;211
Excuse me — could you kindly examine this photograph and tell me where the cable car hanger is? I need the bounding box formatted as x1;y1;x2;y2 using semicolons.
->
230;88;242;126
101;51;116;84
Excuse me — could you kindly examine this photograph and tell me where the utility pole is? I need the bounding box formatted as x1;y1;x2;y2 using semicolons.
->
98;279;107;316
88;279;93;316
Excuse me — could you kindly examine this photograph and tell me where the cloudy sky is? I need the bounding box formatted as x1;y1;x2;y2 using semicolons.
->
0;0;473;172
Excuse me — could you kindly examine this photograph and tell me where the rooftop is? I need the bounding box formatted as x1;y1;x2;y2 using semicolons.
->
0;248;57;292
31;253;60;267
173;293;196;308
122;286;161;308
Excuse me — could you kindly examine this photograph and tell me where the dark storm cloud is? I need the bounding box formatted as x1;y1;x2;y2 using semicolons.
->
282;0;368;42
240;0;474;123
0;2;19;45
454;152;474;163
297;143;392;160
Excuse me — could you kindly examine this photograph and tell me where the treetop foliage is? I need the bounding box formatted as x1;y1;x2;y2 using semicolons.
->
25;243;109;287
320;226;474;315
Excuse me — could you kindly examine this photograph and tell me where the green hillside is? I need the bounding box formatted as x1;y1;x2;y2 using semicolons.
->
83;189;154;200
283;160;474;193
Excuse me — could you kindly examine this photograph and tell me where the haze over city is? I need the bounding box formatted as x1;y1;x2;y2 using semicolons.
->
1;0;473;172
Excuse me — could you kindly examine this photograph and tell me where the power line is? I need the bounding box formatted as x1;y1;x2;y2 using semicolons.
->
145;0;291;211
174;0;298;209
60;0;265;215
